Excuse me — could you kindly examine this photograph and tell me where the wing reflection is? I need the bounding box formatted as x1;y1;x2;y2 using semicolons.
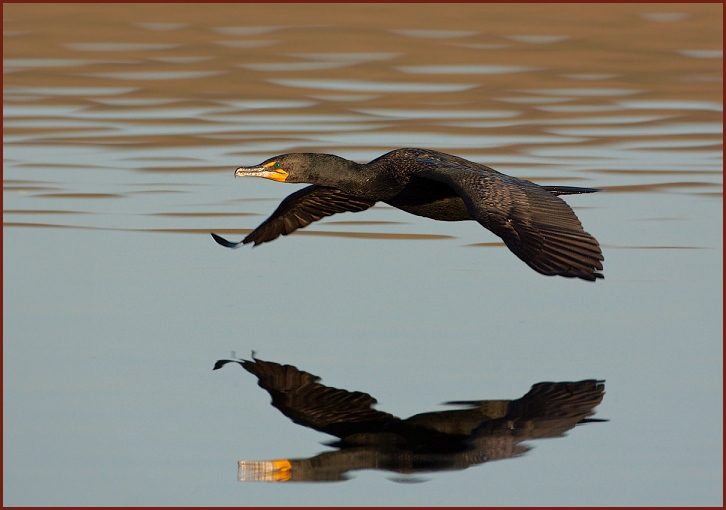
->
214;356;606;482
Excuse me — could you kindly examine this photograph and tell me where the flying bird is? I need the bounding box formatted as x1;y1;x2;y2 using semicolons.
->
211;148;604;281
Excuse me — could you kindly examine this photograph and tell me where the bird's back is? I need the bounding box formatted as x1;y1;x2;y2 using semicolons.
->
368;149;605;280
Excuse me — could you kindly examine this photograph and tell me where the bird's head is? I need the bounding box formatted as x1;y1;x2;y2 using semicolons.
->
234;153;317;183
234;153;356;184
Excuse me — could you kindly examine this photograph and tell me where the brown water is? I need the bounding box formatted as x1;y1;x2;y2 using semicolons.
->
3;3;723;506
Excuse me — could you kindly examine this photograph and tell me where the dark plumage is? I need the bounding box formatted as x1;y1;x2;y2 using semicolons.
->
211;148;604;280
215;356;607;481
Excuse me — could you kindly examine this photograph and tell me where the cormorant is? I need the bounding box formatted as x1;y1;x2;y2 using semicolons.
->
211;148;604;281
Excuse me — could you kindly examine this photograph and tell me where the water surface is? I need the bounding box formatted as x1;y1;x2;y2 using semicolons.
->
3;3;722;506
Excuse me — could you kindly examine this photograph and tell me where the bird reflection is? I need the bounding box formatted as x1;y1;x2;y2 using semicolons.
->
215;356;607;482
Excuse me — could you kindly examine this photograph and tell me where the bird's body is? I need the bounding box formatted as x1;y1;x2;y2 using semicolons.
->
212;148;604;280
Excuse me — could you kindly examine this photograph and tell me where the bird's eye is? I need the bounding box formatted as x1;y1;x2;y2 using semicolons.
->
274;162;281;169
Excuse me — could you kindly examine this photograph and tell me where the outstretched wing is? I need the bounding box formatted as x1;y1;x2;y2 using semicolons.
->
215;357;400;438
500;379;607;439
211;185;376;248
413;154;604;281
510;380;606;421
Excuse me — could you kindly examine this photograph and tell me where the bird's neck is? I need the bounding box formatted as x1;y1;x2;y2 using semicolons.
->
308;155;367;191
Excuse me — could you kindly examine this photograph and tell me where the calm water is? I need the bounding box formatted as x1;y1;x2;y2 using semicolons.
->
3;3;722;506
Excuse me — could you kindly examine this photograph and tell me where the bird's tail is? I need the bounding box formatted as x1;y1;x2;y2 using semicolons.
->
543;185;601;196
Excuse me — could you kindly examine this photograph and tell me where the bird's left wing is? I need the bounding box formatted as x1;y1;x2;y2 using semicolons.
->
211;185;376;248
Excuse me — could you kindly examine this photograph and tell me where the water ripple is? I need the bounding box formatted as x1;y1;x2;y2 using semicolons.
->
285;53;401;62
521;88;644;97
353;109;519;119
268;79;477;93
390;29;478;38
81;71;224;80
547;123;722;137
505;35;568;44
64;42;179;51
241;62;355;72
396;65;539;74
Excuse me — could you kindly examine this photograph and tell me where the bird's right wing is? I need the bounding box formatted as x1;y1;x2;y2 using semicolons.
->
212;185;376;248
412;154;604;280
216;357;399;438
